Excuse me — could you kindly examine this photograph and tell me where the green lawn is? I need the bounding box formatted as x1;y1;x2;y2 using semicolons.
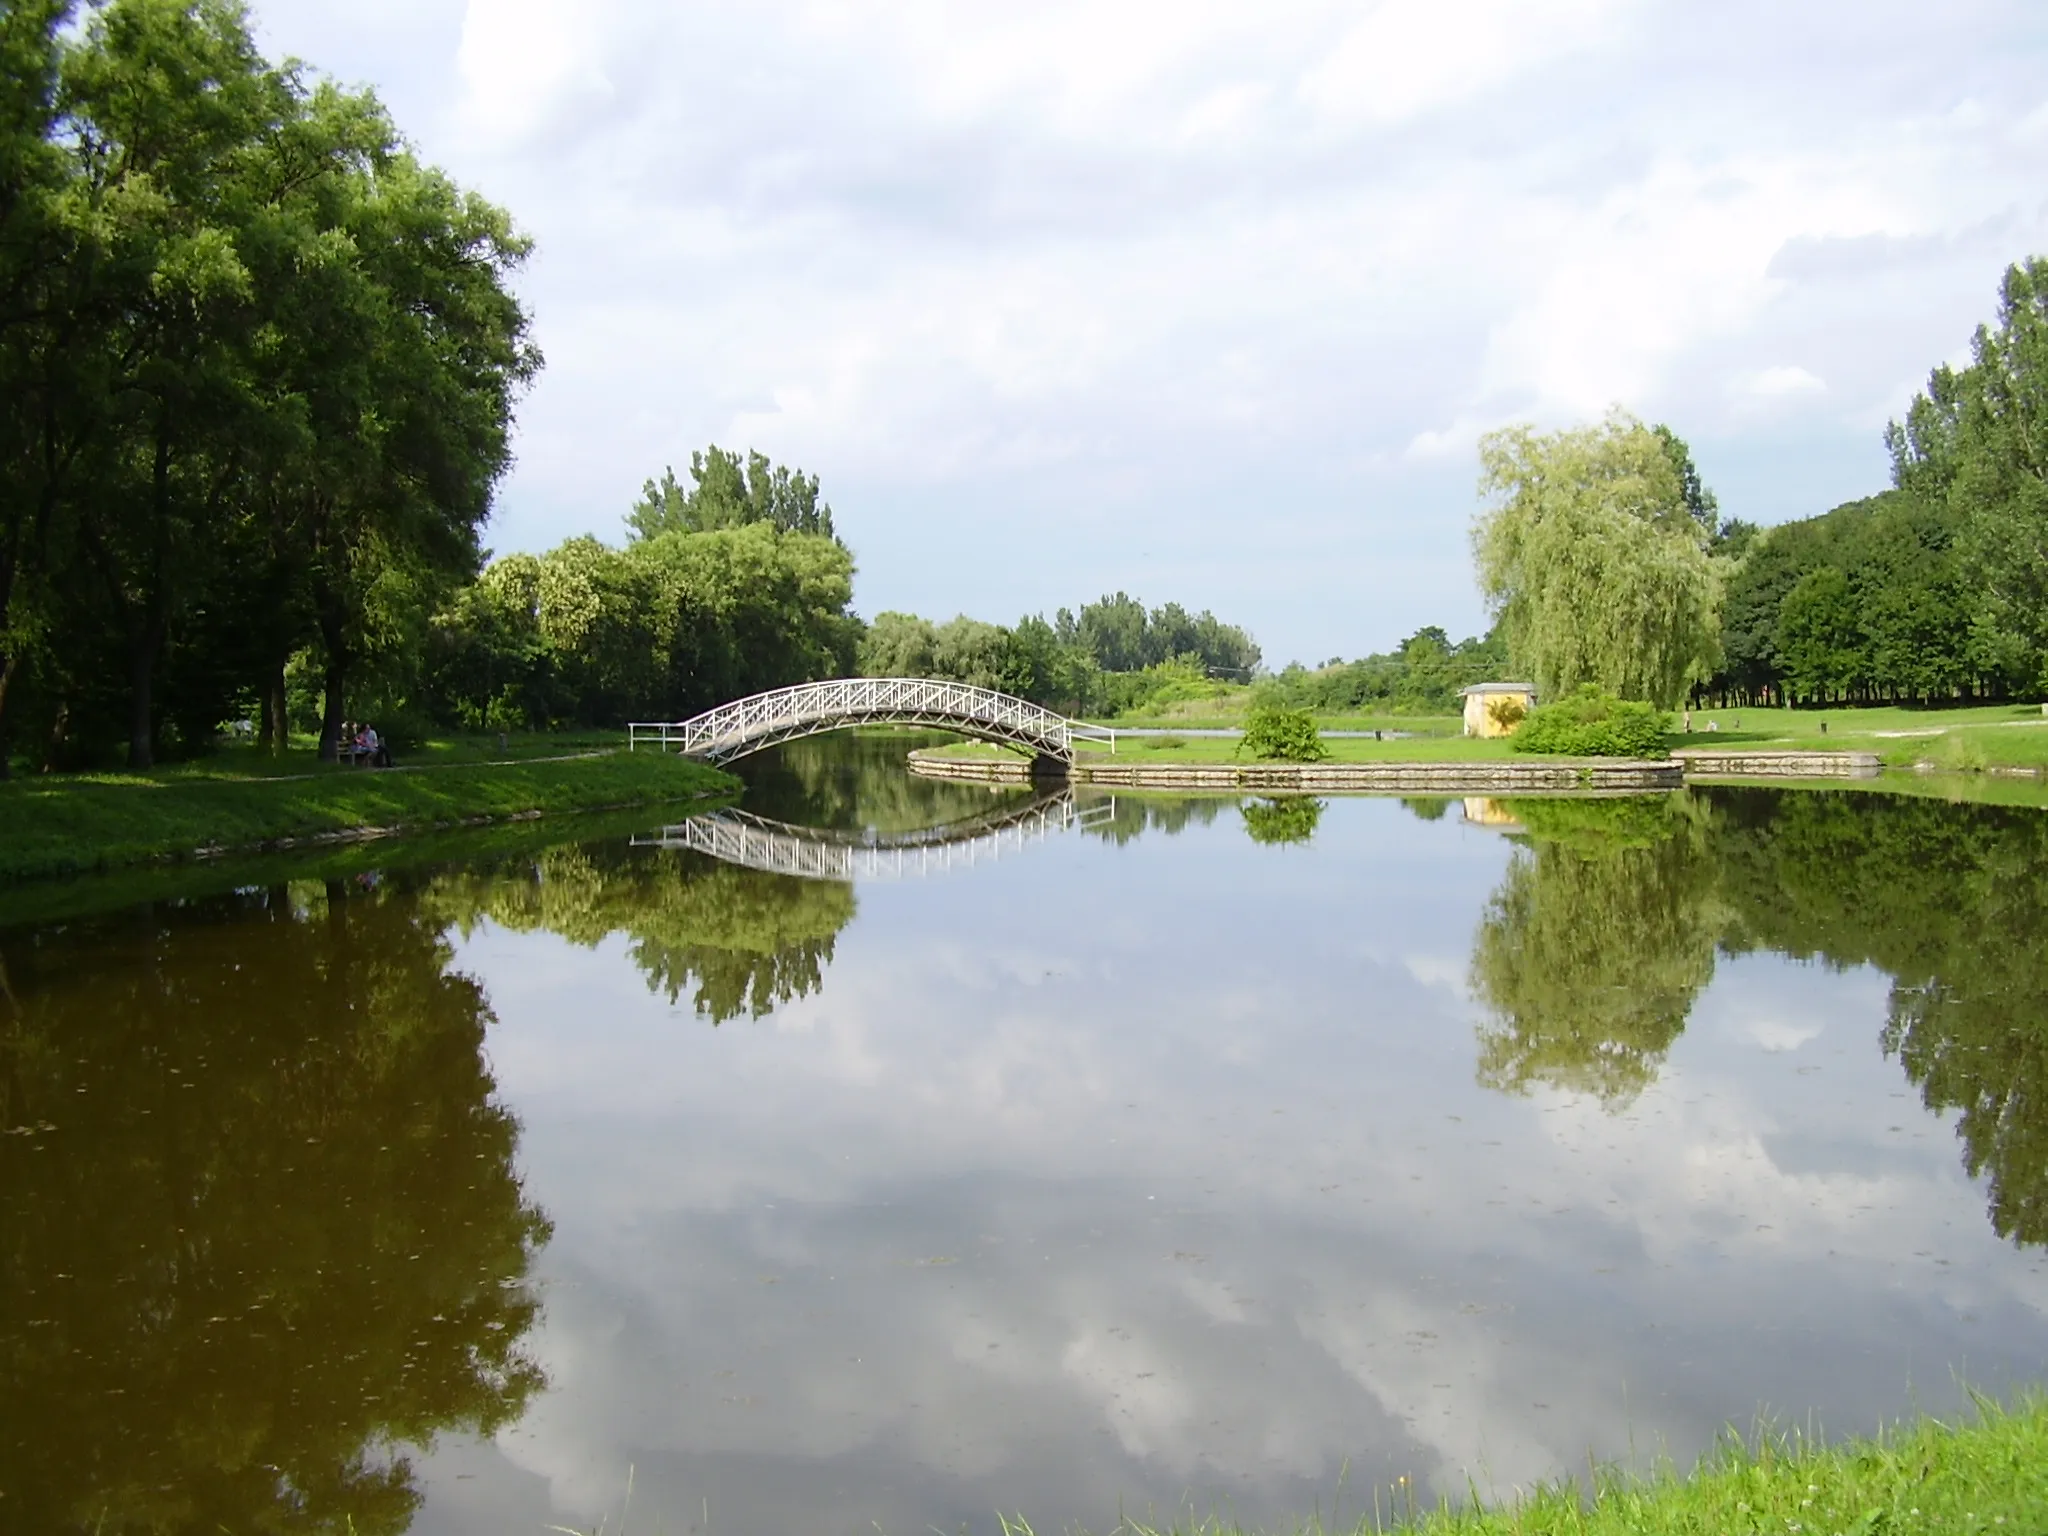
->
1679;702;2048;769
0;745;736;884
995;1393;2048;1535
933;702;2048;773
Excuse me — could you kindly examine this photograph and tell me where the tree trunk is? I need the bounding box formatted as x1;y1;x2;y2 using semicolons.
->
316;599;350;763
261;657;289;753
42;698;68;773
0;652;14;781
127;620;161;769
319;654;346;762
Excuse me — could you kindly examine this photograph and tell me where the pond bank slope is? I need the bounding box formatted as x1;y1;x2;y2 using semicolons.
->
0;751;736;883
1046;1394;2047;1534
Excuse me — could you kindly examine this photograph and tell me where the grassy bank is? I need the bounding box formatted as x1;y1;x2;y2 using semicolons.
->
0;748;736;884
1681;702;2048;770
937;701;2048;775
1000;1393;2048;1535
944;735;1534;766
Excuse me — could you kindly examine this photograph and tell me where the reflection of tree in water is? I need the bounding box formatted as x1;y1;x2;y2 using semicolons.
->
426;845;856;1023
0;882;547;1534
1401;797;1453;822
1080;794;1231;846
1469;794;1719;1107
1241;796;1324;845
1710;787;2048;1247
733;730;1035;833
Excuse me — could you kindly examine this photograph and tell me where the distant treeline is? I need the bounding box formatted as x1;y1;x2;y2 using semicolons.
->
1696;259;2048;708
858;594;1261;718
1257;625;1509;715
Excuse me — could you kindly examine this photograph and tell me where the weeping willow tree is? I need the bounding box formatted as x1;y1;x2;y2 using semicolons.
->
1468;795;1721;1107
1473;412;1722;708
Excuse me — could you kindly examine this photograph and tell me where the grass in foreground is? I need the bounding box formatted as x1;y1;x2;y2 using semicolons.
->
0;748;735;884
987;1394;2048;1536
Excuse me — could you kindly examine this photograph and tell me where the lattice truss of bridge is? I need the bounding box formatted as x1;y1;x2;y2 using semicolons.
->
629;677;1114;764
633;792;1116;881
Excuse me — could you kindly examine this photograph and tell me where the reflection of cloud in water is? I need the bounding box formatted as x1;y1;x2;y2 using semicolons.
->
416;799;2048;1535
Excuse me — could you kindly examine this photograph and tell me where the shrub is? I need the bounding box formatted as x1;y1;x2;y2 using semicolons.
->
1241;796;1324;845
1511;684;1671;757
1239;704;1328;761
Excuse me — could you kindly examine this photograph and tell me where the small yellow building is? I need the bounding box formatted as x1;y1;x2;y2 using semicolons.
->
1459;682;1537;738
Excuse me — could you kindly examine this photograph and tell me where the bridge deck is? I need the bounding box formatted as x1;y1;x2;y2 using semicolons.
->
629;677;1114;766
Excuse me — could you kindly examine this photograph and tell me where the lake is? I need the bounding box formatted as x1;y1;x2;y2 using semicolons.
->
4;733;2047;1534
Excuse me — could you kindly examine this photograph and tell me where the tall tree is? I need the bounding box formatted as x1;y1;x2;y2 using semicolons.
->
1473;410;1721;708
626;446;836;543
0;0;76;773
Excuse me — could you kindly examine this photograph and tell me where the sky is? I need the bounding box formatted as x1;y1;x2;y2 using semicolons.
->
249;0;2048;666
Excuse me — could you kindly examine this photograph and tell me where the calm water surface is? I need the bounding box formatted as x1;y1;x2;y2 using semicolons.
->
5;734;2048;1534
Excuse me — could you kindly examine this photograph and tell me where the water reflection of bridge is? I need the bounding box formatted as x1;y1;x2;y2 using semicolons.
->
632;792;1116;881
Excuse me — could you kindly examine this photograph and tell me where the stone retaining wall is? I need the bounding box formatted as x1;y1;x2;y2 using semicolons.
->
910;746;1895;791
907;750;1682;792
1671;749;1883;778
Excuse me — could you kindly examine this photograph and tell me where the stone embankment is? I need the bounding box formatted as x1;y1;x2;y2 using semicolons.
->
910;747;1886;792
908;750;1683;791
1670;749;1883;778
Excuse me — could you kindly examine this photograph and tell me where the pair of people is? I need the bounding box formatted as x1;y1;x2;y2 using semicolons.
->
340;720;392;768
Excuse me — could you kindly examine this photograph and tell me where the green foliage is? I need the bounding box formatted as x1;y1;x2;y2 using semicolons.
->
1239;795;1323;844
425;843;854;1024
1871;256;2048;703
1238;703;1328;761
1708;490;1992;707
1510;684;1670;757
0;0;537;770
1470;796;1716;1106
855;596;1256;718
1474;411;1722;708
626;446;836;544
422;523;859;730
0;878;551;1532
1262;624;1506;716
1033;1395;2048;1535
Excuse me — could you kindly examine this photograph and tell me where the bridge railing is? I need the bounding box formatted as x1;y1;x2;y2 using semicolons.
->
630;794;1119;880
629;677;1100;762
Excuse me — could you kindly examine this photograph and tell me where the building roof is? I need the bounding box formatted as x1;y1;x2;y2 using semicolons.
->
1458;682;1537;695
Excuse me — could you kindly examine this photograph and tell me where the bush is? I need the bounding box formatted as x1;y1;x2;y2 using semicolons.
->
1239;704;1328;761
1511;685;1671;757
1241;796;1324;845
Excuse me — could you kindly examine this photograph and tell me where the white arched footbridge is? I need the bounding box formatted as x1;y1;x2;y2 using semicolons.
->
628;677;1113;765
632;792;1116;880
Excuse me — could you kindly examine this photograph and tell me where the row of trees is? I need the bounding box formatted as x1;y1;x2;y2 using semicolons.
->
1474;256;2048;709
856;594;1261;717
0;0;539;769
1705;489;1998;706
1258;624;1508;714
422;519;857;734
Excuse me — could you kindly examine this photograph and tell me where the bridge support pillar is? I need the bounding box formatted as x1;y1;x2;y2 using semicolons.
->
1029;752;1071;780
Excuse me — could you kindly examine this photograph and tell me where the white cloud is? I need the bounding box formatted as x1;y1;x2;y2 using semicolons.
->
1745;365;1829;399
1299;0;1632;124
455;0;614;146
251;0;2048;660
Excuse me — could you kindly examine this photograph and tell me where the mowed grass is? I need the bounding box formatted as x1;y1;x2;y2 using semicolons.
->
938;702;2048;773
1680;702;2048;770
0;746;736;883
940;735;1528;766
992;1393;2048;1536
